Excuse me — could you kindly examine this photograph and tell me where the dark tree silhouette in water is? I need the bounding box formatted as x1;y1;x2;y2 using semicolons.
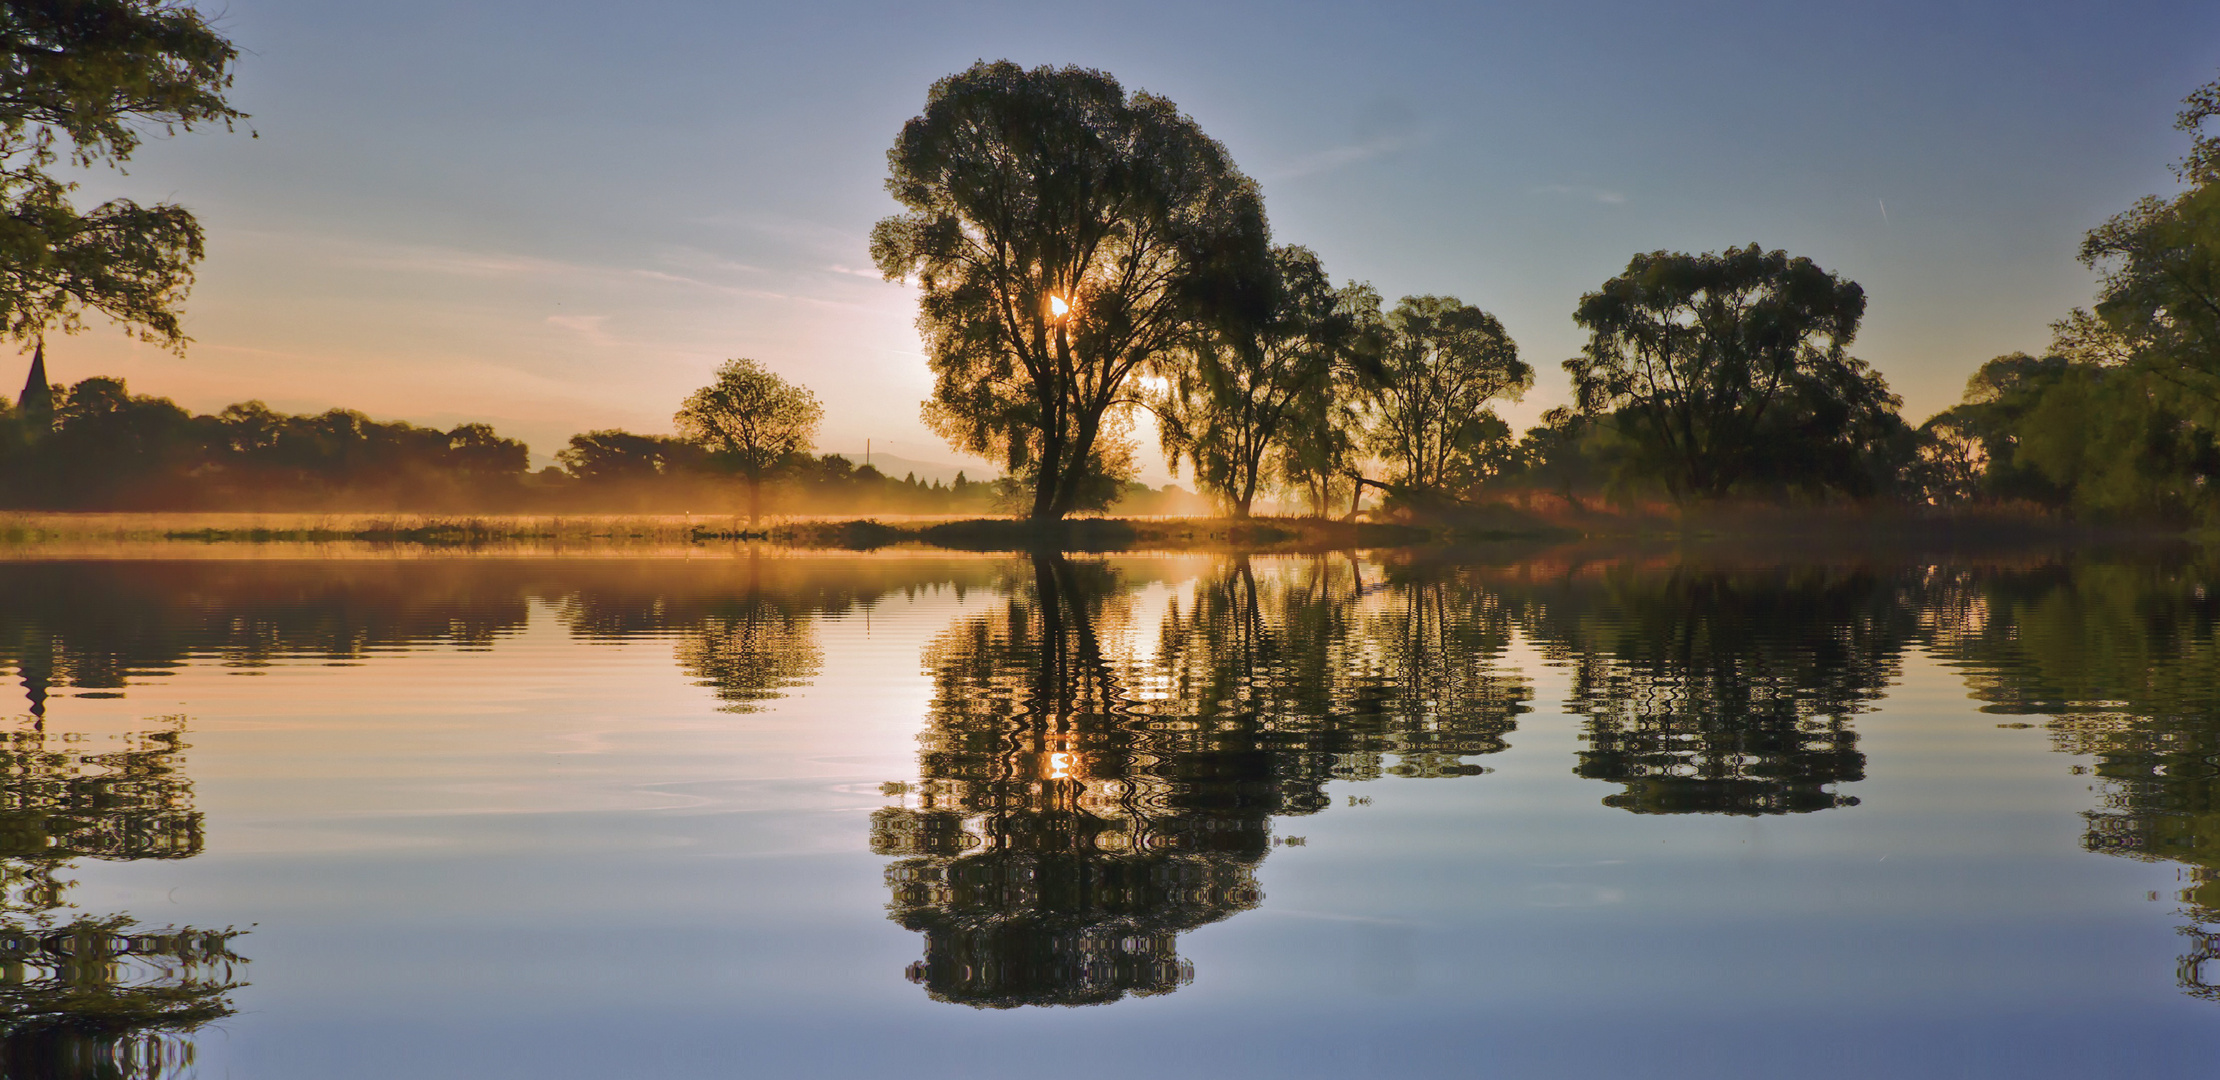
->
671;595;822;713
1517;565;1912;815
873;61;1268;522
1921;555;2220;1001
0;716;244;1079
873;557;1269;1007
875;554;1528;1007
1152;555;1530;783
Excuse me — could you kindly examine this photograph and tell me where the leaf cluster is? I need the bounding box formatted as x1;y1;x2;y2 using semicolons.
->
0;1;244;349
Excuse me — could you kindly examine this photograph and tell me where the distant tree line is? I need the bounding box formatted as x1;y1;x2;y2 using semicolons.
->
0;369;990;514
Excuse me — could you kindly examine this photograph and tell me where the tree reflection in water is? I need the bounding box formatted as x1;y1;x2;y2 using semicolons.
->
875;554;1529;1007
12;551;2220;1016
1923;555;2220;1002
1516;565;1912;815
0;716;244;1079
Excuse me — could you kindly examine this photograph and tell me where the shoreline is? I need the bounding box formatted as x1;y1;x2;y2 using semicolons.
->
0;509;2198;555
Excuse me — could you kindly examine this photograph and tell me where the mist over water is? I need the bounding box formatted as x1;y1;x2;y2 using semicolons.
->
0;548;2215;1077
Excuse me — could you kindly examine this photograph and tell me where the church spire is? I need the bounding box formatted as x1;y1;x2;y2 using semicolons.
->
18;342;50;430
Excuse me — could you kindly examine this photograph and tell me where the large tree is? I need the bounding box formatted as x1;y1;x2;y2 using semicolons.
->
1365;295;1531;496
1158;245;1379;517
0;0;245;350
1567;245;1890;501
872;61;1268;522
674;359;822;522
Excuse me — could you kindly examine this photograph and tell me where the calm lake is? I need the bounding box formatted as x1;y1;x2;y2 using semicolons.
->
2;547;2217;1078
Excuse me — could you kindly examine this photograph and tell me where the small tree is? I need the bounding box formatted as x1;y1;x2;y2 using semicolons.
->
1365;295;1531;496
675;359;822;521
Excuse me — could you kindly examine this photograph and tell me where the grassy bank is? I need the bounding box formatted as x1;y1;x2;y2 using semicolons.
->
0;511;1445;552
0;505;2181;554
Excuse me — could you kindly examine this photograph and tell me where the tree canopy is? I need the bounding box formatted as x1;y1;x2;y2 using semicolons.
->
1157;245;1379;517
2075;74;2220;413
872;61;1267;522
0;0;245;349
1365;294;1530;497
1566;245;1893;501
674;358;823;520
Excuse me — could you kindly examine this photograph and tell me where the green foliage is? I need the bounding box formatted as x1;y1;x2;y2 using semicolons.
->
2077;75;2220;409
1567;245;1898;501
872;61;1268;521
1156;246;1379;516
0;0;245;348
2011;367;2218;521
1943;72;2220;523
1364;294;1530;496
1915;349;2219;525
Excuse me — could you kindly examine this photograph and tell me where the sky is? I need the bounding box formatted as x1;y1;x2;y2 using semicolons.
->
33;0;2220;479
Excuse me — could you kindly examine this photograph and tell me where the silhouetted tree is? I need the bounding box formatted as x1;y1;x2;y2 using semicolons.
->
1567;245;1899;501
1158;247;1380;517
556;429;699;484
673;358;822;521
872;61;1268;522
1362;295;1531;501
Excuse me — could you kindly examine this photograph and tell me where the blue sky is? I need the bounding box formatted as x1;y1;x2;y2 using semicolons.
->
45;0;2220;476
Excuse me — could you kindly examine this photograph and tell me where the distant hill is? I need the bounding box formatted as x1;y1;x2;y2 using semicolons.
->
823;451;999;488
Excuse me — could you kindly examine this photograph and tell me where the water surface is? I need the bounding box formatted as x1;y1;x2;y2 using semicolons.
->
0;548;2216;1077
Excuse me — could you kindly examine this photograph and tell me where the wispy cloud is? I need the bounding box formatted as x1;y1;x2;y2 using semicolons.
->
1262;131;1426;182
1532;183;1628;205
545;314;613;345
